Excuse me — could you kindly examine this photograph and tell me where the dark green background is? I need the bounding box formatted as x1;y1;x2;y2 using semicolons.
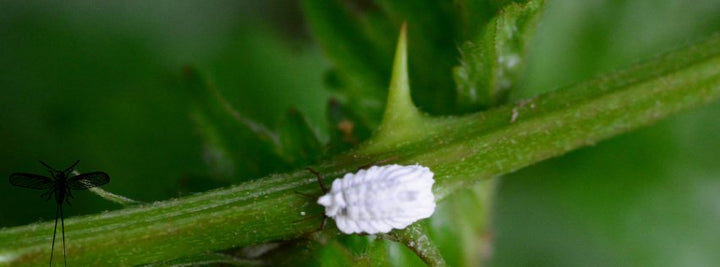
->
1;1;719;266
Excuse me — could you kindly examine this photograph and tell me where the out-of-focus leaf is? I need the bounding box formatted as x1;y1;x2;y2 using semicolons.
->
184;67;286;182
427;181;494;267
301;0;391;128
267;236;360;267
326;98;373;153
204;26;330;133
454;0;546;111
309;235;425;267
492;102;720;266
304;0;545;125
454;0;512;39
278;108;324;168
301;0;391;90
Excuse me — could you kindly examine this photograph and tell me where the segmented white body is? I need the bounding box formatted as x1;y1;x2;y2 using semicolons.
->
317;164;436;234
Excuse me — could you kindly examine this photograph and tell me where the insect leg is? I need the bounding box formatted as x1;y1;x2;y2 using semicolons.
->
293;191;316;199
303;168;331;232
305;167;328;193
320;216;327;231
60;205;67;266
301;168;331;232
291;213;327;233
39;161;58;172
291;212;323;223
50;204;59;266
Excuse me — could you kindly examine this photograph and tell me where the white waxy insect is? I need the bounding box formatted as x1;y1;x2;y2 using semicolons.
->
316;164;436;234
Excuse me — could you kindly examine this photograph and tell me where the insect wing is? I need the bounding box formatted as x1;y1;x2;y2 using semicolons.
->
9;173;54;190
67;172;110;190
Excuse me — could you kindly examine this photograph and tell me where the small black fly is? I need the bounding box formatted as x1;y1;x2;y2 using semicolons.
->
9;160;109;266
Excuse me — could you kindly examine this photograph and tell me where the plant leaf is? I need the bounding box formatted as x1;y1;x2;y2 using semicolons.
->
184;67;286;182
326;98;373;153
301;0;391;126
278;108;324;168
454;0;546;111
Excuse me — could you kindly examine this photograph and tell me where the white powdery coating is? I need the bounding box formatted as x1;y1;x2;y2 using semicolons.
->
316;164;436;234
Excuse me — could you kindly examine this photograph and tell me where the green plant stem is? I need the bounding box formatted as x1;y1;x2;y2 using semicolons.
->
382;224;447;267
1;34;720;266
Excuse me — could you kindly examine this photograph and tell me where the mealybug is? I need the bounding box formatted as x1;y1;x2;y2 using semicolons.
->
315;164;436;234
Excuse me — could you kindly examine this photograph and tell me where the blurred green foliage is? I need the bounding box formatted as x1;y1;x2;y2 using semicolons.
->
0;1;329;224
493;1;720;266
1;0;720;266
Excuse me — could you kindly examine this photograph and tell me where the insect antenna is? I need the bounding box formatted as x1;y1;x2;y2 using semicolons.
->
62;160;80;174
39;161;59;177
39;161;57;171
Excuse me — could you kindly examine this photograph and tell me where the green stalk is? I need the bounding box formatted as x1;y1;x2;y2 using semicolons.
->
2;33;720;266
